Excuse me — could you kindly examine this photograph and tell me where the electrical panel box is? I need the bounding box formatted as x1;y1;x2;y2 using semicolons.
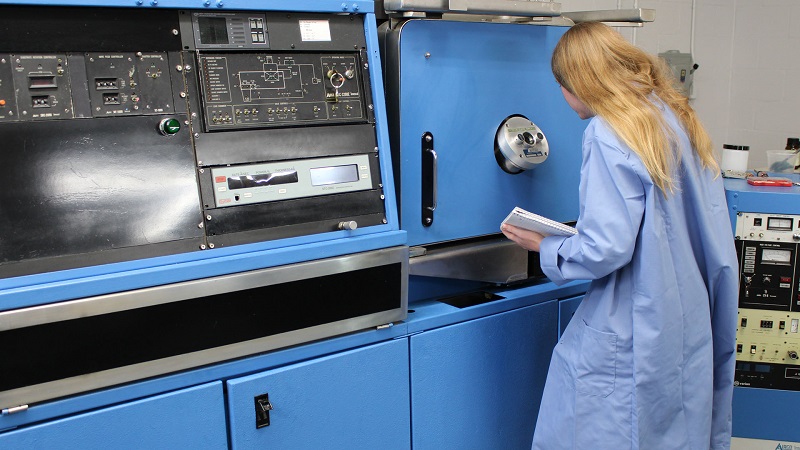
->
734;212;800;390
659;50;695;96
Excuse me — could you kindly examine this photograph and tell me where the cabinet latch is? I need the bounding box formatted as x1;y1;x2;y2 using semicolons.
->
254;393;273;428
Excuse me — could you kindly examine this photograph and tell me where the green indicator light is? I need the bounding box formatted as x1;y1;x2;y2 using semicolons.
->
159;118;181;136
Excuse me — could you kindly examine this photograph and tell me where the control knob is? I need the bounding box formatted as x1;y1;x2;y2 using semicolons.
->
762;275;771;285
338;220;358;231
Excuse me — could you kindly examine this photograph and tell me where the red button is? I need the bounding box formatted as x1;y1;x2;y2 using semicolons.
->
215;175;226;183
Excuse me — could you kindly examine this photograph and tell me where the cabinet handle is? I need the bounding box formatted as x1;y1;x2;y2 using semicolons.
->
422;131;437;227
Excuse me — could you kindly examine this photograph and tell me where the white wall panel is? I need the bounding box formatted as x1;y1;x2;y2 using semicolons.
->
559;0;799;171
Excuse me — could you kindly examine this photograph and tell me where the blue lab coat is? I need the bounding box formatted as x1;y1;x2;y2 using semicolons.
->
532;103;739;449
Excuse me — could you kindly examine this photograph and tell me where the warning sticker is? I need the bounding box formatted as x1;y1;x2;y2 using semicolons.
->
299;20;331;42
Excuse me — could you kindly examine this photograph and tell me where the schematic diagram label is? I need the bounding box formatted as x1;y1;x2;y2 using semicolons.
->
197;52;365;130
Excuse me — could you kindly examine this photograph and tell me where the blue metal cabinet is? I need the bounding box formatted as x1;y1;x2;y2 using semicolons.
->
725;178;800;445
409;300;558;449
226;339;411;450
732;388;800;442
0;381;227;449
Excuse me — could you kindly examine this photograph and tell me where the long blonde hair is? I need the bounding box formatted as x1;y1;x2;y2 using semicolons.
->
551;22;717;193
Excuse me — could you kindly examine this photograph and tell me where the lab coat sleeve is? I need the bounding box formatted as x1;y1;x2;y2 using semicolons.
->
540;135;645;285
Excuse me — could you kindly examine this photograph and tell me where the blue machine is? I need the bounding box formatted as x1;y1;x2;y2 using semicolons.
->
0;1;592;448
0;0;407;423
725;177;800;447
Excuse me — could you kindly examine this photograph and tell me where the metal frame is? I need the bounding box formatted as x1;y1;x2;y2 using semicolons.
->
0;246;408;410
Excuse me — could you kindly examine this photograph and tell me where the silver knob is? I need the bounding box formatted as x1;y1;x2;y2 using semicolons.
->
338;221;358;231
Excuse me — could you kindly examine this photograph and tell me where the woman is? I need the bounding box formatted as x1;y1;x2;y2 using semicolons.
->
501;22;738;449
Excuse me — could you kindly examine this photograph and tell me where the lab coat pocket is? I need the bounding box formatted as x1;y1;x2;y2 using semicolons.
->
574;320;617;397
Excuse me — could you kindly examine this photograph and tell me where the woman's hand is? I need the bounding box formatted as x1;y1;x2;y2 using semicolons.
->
501;223;545;252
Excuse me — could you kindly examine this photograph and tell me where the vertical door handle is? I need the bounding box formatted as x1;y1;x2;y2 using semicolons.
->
422;132;437;227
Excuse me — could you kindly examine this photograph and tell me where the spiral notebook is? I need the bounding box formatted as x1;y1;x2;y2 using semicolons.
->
502;207;577;237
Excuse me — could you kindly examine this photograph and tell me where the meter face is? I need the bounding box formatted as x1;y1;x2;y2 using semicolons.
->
762;248;792;264
767;217;793;231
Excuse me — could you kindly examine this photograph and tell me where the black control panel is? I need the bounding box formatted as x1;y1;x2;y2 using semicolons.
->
0;6;385;277
734;213;800;390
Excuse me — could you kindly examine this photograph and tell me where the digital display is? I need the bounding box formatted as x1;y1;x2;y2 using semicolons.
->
28;75;57;89
309;164;359;186
227;171;298;190
755;364;771;373
762;248;792;264
198;17;229;45
767;217;793;231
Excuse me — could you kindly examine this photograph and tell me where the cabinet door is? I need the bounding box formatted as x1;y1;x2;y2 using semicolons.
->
227;339;411;450
410;301;558;450
0;382;226;449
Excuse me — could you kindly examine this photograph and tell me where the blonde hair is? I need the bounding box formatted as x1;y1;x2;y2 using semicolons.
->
551;22;717;193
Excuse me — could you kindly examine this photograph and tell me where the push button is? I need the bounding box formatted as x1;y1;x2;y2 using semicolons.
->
158;118;181;136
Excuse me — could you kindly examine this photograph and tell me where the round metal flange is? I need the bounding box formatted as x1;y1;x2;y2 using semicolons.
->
494;115;549;174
